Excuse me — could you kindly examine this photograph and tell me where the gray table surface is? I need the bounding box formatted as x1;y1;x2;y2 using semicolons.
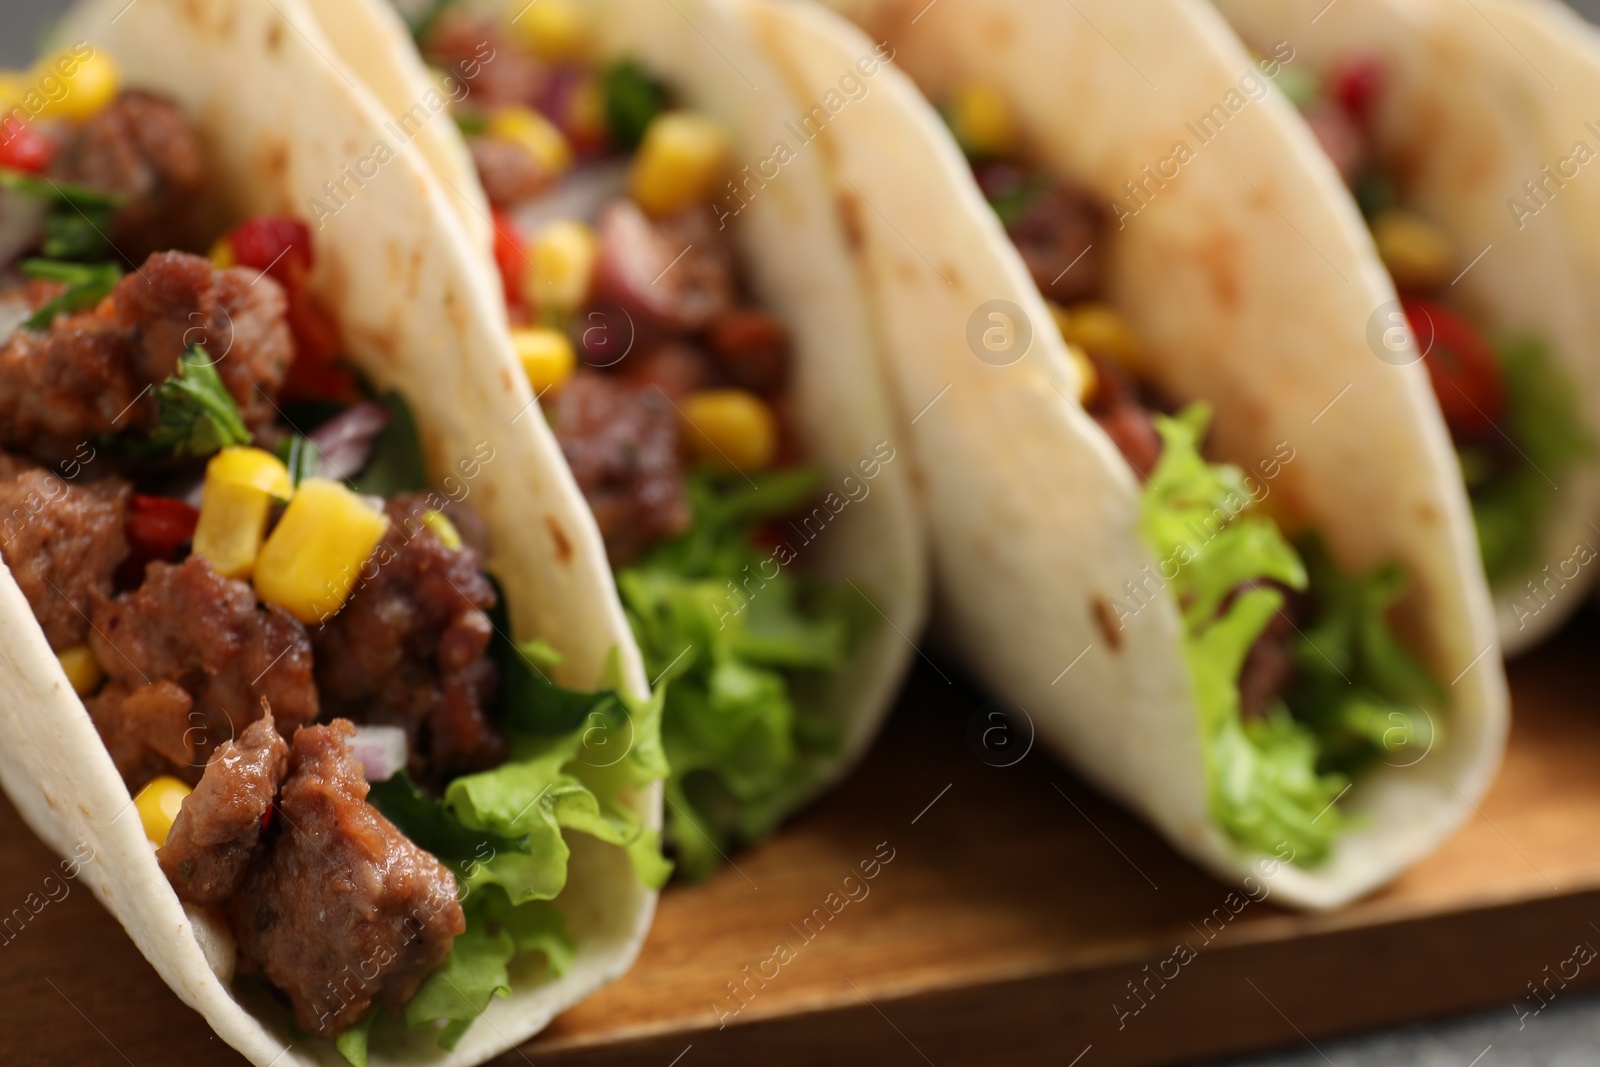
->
3;1;1599;1065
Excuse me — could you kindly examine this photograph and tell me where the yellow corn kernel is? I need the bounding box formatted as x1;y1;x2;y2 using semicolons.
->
1065;343;1098;406
630;111;730;217
509;0;592;61
487;105;573;178
34;48;119;124
193;447;292;580
135;776;191;847
512;325;577;394
1371;209;1453;290
56;644;102;697
208;235;236;270
1054;301;1140;370
253;478;389;624
422;509;462;551
0;72;27;112
524;219;597;314
682;389;777;472
946;84;1018;157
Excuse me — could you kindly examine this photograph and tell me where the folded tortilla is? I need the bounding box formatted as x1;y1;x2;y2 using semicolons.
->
1213;0;1600;655
760;0;1508;908
0;0;659;1063
292;0;929;845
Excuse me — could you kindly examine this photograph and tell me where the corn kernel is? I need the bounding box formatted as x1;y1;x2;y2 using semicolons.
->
512;325;577;394
0;72;27;112
630;111;730;217
33;48;119;124
134;776;191;847
208;235;236;270
1371;209;1453;290
565;73;607;146
193;448;292;580
253;478;389;624
524;219;597;314
682;389;777;472
57;644;102;697
488;105;573;178
509;0;592;61
1065;342;1098;406
1053;301;1140;370
946;84;1018;157
422;509;462;551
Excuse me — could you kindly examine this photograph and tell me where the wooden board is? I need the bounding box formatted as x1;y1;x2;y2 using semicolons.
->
6;617;1600;1067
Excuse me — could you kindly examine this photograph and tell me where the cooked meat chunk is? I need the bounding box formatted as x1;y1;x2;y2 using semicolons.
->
159;711;288;904
423;11;543;110
707;308;790;397
592;201;734;331
229;720;464;1037
974;164;1104;305
313;495;503;777
0;252;293;461
1238;596;1297;722
0;458;128;650
1084;351;1162;480
47;89;207;262
623;341;714;399
549;368;690;563
470;136;552;206
89;557;317;788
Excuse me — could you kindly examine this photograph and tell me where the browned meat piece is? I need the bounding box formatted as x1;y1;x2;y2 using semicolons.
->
592;201;734;331
469;136;553;206
89;557;317;788
623;341;714;399
313;494;503;778
974;164;1103;305
549;368;690;563
0;459;128;650
229;720;465;1037
1084;352;1162;480
114;251;294;435
47;90;206;261
0;252;293;461
1237;593;1297;721
158;711;288;904
707;308;790;397
423;11;543;110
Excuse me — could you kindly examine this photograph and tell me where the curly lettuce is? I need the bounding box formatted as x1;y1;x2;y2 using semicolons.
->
617;468;865;881
1140;406;1442;865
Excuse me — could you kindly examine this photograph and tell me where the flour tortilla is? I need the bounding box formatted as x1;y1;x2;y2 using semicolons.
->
1213;0;1600;654
0;0;659;1063
300;0;929;809
764;0;1507;908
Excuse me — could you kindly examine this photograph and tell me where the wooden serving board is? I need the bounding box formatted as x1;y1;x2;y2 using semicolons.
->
5;617;1600;1067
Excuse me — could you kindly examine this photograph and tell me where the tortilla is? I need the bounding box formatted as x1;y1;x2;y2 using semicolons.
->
1213;0;1600;654
760;0;1507;908
297;0;928;840
0;0;658;1063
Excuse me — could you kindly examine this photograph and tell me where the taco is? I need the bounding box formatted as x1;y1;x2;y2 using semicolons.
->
0;0;672;1063
1213;0;1600;654
286;0;928;880
767;0;1507;908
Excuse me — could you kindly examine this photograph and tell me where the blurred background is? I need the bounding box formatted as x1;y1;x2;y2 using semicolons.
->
2;2;1598;1066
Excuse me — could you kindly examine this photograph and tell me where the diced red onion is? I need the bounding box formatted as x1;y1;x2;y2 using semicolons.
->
307;401;390;481
511;158;629;235
347;724;408;782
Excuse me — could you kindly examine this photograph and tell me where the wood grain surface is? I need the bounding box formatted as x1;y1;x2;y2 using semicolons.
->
4;618;1598;1067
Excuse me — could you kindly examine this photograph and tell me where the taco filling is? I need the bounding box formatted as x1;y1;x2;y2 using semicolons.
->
0;50;667;1059
1281;55;1591;585
413;3;871;880
943;85;1447;863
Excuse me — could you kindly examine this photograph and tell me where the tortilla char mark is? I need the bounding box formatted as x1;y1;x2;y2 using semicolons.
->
1091;594;1122;651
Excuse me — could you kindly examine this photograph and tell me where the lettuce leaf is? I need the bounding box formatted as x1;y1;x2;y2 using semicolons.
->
1139;405;1438;865
1468;335;1592;585
617;469;864;881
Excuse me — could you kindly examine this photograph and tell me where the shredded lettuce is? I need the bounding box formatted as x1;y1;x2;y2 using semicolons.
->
1139;406;1441;865
617;468;864;881
1466;335;1592;585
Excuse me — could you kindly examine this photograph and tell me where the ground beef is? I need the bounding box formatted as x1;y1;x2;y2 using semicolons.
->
592;201;735;332
469;136;552;206
313;495;503;778
47;90;207;262
227;720;464;1037
1084;351;1162;479
549;368;690;564
1238;597;1298;721
423;11;543;111
158;711;288;904
0;252;293;461
0;457;128;650
622;341;714;399
974;164;1104;305
706;308;790;397
88;557;317;789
